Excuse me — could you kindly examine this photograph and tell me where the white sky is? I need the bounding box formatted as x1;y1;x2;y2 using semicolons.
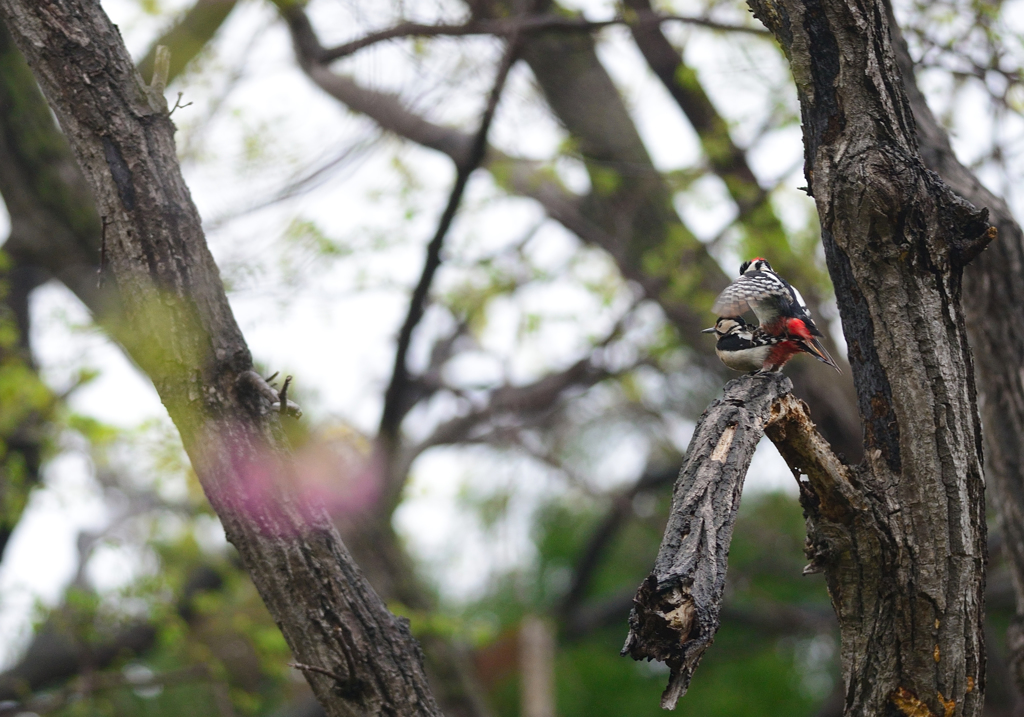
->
2;0;1021;668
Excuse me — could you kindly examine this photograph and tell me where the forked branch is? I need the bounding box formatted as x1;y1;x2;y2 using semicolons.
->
622;374;855;709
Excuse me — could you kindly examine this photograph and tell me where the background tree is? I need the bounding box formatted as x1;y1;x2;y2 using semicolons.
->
0;0;1022;716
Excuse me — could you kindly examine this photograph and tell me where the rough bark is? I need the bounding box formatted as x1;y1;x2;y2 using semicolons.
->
0;0;240;560
0;17;110;315
0;9;505;715
621;373;794;707
882;3;1024;699
0;3;441;716
745;0;990;715
339;519;496;717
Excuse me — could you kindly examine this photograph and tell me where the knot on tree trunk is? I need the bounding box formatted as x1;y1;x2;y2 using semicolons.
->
829;146;994;273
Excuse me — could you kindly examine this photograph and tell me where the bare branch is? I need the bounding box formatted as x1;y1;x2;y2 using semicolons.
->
279;4;612;251
379;11;526;443
319;12;769;63
279;5;474;163
409;355;611;459
275;2;723;339
622;374;855;708
764;394;862;526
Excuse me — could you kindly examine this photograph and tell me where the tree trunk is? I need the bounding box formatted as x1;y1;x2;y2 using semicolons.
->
747;0;990;714
0;3;442;716
882;3;1024;699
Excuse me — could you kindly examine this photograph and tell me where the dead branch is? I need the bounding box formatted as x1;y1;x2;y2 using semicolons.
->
621;373;792;708
764;394;862;526
622;374;855;709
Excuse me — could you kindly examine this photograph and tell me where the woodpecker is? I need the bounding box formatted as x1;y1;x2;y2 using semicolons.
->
703;316;832;374
711;258;841;372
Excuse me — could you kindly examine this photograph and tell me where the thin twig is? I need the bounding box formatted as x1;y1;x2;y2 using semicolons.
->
378;10;529;439
168;91;193;117
278;375;292;415
320;12;769;62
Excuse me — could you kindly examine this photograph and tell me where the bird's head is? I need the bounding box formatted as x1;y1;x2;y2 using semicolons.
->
702;316;747;337
739;257;772;275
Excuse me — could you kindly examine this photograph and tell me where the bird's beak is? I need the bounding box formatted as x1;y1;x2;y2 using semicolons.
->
701;327;716;334
805;338;842;373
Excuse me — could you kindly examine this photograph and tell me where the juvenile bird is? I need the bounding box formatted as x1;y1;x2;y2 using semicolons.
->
711;258;840;372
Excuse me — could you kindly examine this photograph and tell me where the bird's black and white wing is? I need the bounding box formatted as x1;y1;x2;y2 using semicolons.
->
785;284;826;336
711;270;793;325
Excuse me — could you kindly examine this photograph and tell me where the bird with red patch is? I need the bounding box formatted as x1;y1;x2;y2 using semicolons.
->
703;317;821;374
710;258;841;373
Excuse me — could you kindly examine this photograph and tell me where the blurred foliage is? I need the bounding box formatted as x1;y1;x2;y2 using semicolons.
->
465;489;835;717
